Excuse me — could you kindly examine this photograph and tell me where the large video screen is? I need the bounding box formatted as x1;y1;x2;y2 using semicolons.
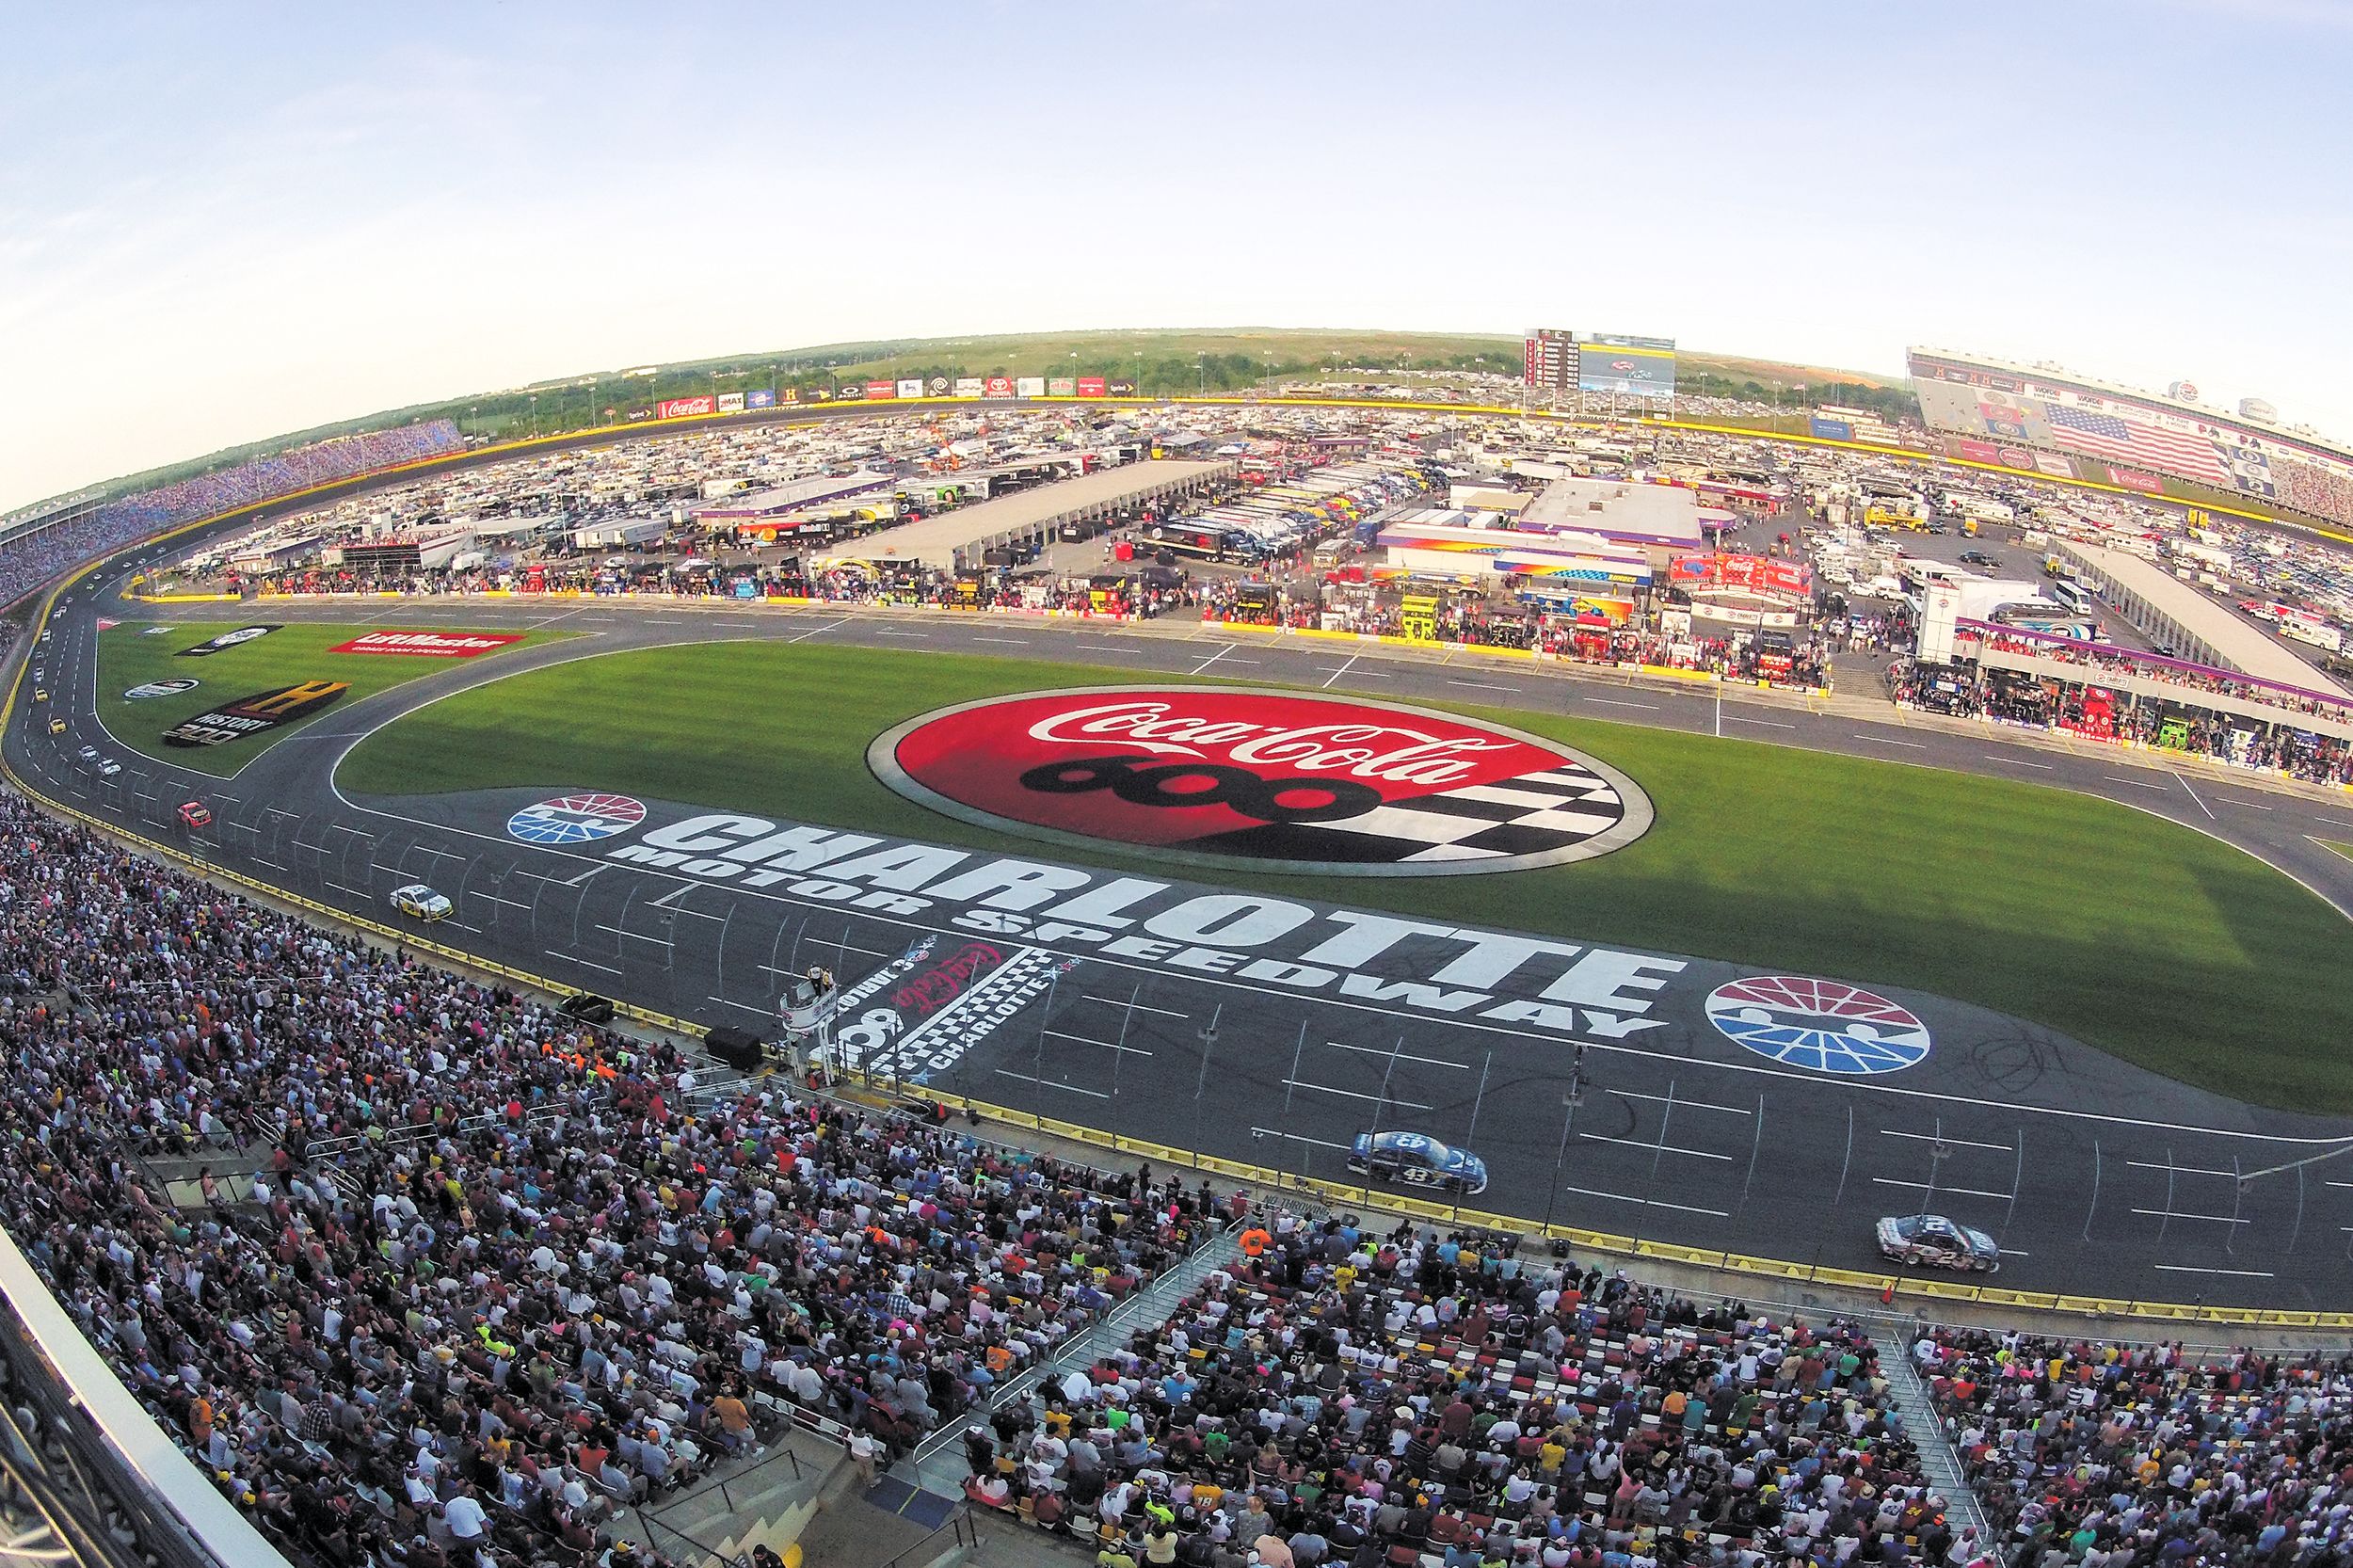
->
1578;344;1676;399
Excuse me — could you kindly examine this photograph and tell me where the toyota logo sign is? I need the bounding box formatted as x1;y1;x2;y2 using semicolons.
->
869;687;1652;876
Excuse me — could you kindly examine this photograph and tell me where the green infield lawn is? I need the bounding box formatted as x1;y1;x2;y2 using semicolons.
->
338;641;2353;1112
95;622;552;776
2322;840;2353;863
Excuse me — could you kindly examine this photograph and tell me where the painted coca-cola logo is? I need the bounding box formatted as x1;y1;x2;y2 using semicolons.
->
869;687;1651;876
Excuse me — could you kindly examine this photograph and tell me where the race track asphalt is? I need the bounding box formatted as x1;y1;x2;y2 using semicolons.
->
14;532;2353;1313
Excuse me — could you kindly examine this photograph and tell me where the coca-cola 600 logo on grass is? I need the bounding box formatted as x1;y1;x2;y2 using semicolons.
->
869;686;1652;877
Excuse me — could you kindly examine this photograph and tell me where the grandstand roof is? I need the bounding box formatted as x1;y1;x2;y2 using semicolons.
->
2070;541;2348;697
829;459;1233;568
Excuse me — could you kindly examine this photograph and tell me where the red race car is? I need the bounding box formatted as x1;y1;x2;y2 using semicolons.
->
176;802;213;830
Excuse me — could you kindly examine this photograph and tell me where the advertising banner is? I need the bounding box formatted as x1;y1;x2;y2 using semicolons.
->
1108;377;1137;396
1015;376;1046;398
1669;553;1811;599
800;387;826;403
835;385;864;402
1577;344;1676;399
327;631;525;659
1808;416;1853;442
745;388;777;409
926;376;950;396
657;395;717;420
985;376;1016;398
1585;332;1676;351
717;392;746;414
866;380;898;401
163;680;348;747
1048;376;1078;397
1949;437;2003;464
1077;376;1108;398
2034;452;2074;478
2106;466;2165;494
897;377;925;400
954;377;985;398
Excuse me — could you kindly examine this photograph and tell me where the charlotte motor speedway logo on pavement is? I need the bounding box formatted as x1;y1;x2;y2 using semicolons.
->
868;686;1652;876
1704;975;1933;1075
506;793;648;845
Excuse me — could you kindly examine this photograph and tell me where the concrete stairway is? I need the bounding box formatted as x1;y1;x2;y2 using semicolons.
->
1872;1326;1991;1545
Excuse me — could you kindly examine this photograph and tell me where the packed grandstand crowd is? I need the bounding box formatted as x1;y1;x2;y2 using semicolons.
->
1960;629;2353;726
0;422;462;608
1915;1325;2353;1566
961;1213;1991;1568
0;792;1214;1568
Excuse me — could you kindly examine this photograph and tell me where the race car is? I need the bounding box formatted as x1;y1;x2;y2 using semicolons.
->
1347;1129;1489;1196
176;801;213;830
46;717;65;735
31;689;47;703
390;883;453;922
95;759;121;777
76;746;96;761
1876;1213;2000;1272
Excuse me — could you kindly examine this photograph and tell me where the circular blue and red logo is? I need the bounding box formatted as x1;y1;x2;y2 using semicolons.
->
1705;975;1932;1075
868;686;1651;876
507;792;648;846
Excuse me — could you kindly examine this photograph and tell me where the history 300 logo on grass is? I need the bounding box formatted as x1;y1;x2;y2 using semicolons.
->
869;686;1651;876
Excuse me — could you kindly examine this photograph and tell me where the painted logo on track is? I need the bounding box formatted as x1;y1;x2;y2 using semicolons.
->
124;679;200;699
506;792;648;845
1705;975;1932;1075
868;685;1652;876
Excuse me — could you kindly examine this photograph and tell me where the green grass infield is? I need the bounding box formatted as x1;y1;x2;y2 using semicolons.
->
337;640;2353;1112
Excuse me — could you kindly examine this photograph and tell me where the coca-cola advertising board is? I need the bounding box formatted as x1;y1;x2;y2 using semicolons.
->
657;395;716;419
1670;553;1811;600
1077;376;1108;398
866;379;898;401
984;376;1015;398
869;687;1651;876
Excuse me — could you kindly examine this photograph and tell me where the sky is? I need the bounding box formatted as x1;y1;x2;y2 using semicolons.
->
3;0;2350;513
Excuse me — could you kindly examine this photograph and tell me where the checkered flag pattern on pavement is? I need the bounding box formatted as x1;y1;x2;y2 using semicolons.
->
1198;764;1628;865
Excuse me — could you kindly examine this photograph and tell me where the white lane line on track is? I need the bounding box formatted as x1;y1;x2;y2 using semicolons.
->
1322;654;1360;690
553;952;622;975
2127;1159;2238;1178
874;629;930;639
2170;771;2216;820
1447;680;1520;694
1578;1132;1733;1161
1083;995;1187;1018
1723;714;1794;728
1283;1080;1433;1112
1042;1029;1154;1057
1608;1088;1751;1115
1584;696;1658;710
2153;1263;2273;1278
1326;1039;1471;1071
2129;1208;2251;1224
995;1069;1109;1098
1560;1184;1730;1220
1871;1177;2014;1200
969;637;1030;647
1861;735;1928;749
1190;643;1241;677
1987;755;2053;769
2106;776;2170;791
1074;643;1142;654
786;617;850;643
1881;1128;2013;1154
1250;1127;1354;1151
2230;799;2270;809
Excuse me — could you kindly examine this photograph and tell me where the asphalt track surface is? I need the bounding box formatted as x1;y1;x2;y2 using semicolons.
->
16;536;2353;1313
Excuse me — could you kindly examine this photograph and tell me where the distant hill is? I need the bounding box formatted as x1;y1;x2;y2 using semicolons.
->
62;328;1901;503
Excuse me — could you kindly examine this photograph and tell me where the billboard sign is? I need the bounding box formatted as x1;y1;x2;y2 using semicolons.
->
835;384;864;402
868;687;1653;877
2107;466;2165;494
326;631;525;659
1584;333;1676;351
926;376;950;396
657;395;717;420
1077;376;1108;398
1108;377;1137;396
1670;553;1811;599
717;392;745;414
1015;376;1046;398
1048;376;1078;397
745;388;777;409
1577;345;1676;400
1808;416;1853;441
985;376;1016;398
954;377;985;398
897;377;925;400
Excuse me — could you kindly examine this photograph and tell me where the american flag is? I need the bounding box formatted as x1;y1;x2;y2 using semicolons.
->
2044;404;2227;483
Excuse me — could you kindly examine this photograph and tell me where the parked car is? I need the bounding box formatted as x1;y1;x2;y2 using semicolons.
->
1875;1213;1999;1272
390;884;453;922
1348;1130;1488;1196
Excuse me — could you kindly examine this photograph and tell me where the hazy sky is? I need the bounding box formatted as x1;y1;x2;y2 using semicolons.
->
4;0;2348;513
